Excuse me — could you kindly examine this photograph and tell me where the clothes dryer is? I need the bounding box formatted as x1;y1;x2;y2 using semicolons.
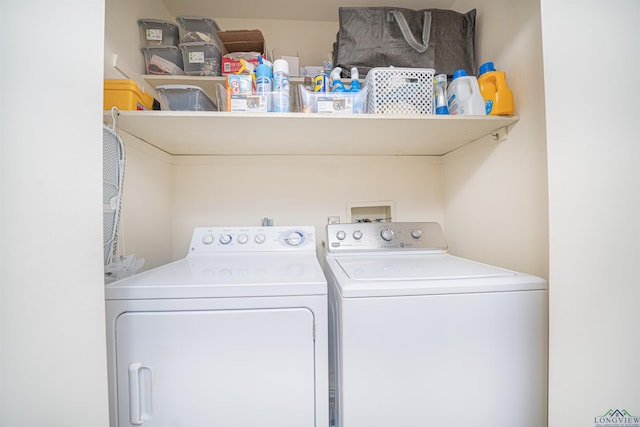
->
105;226;328;427
324;222;548;427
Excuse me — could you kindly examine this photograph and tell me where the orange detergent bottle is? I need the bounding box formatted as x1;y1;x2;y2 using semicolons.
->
478;62;514;115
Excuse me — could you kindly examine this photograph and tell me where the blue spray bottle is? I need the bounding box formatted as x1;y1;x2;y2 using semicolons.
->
255;57;272;94
330;67;346;92
349;67;361;92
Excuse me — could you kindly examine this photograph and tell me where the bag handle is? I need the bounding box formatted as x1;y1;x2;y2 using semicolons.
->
388;10;431;53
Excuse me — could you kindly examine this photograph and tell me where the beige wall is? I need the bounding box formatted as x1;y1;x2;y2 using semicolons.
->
443;0;549;277
542;1;640;425
1;1;109;426
170;155;443;259
107;0;549;279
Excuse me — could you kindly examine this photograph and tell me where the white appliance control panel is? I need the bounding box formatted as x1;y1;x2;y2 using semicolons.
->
326;222;448;252
189;226;316;253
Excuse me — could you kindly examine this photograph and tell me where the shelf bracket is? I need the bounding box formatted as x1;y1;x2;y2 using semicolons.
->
490;126;509;143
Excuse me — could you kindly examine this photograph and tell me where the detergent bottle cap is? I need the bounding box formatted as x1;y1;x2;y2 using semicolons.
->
478;62;496;76
452;69;468;80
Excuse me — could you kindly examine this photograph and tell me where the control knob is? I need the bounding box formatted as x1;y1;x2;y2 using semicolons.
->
202;233;215;245
255;233;266;244
219;234;232;245
285;231;304;246
353;230;363;240
238;233;249;244
336;230;347;241
380;228;394;241
411;229;423;239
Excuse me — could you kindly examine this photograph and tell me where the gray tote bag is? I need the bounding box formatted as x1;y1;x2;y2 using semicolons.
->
332;7;476;77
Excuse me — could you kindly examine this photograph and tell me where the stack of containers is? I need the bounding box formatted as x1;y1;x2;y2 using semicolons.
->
138;19;184;75
176;16;224;76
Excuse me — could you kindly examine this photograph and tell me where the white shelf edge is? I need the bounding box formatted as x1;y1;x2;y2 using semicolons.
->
106;110;519;157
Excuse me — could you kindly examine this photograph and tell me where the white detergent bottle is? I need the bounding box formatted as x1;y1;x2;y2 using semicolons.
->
447;69;486;115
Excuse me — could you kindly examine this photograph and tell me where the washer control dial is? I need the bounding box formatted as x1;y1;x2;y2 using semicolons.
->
285;231;304;246
353;230;363;240
219;234;232;245
411;229;423;239
380;228;394;241
336;230;347;241
238;233;249;244
254;233;266;244
202;233;215;245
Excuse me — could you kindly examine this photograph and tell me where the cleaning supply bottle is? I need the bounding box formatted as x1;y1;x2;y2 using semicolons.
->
272;59;290;112
434;74;449;114
447;69;486;116
477;61;514;115
349;67;361;93
255;59;272;94
330;67;346;92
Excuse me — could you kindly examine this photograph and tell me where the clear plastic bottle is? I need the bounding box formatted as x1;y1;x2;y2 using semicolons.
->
272;59;290;112
478;61;514;115
447;69;486;116
434;74;449;114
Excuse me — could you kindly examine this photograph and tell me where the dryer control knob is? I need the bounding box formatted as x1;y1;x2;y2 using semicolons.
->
336;230;347;240
353;230;363;240
255;233;266;244
202;233;214;245
411;229;423;239
238;233;249;244
380;228;394;241
219;234;232;245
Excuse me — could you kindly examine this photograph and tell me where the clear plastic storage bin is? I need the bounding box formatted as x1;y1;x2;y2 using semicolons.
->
176;16;223;50
215;84;300;113
365;67;435;114
155;85;217;111
141;45;184;75
179;42;222;76
137;19;179;46
298;85;368;114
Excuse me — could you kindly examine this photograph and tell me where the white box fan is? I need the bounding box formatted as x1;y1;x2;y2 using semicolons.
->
103;112;125;267
103;108;144;282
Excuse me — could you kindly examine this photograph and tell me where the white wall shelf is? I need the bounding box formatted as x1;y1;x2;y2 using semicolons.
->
107;109;518;156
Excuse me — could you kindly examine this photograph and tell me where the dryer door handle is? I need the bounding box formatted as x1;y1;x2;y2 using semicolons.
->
128;362;153;425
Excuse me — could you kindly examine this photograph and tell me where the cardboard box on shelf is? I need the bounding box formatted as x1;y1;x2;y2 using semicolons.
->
218;29;266;75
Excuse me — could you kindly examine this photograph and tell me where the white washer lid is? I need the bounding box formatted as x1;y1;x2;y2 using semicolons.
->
329;253;547;297
105;252;327;300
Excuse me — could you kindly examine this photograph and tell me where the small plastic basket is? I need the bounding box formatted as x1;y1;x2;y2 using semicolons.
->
365;67;435;114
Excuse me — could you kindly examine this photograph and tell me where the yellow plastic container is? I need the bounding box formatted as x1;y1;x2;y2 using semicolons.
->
104;80;154;111
477;62;514;115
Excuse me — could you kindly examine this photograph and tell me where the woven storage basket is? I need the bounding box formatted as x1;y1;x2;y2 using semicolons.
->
365;67;435;114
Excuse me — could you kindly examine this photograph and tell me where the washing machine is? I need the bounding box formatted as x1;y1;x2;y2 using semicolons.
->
324;222;548;427
105;226;328;427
